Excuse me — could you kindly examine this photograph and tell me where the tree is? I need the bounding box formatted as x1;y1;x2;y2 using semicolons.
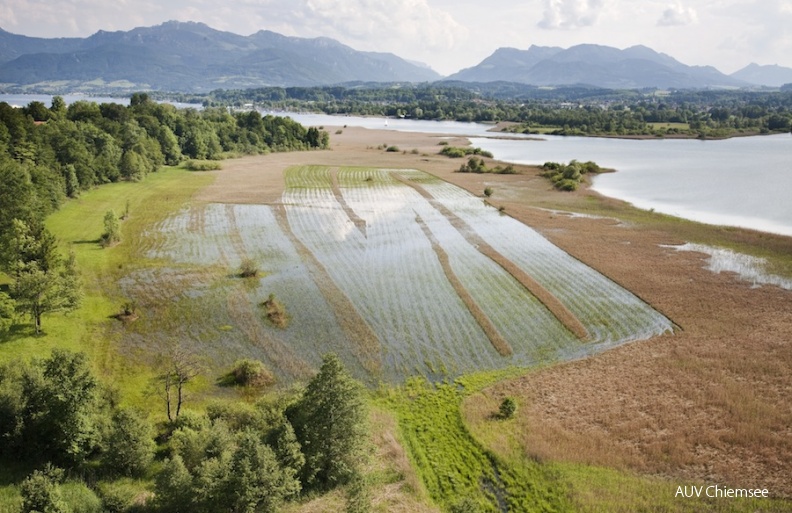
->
9;220;80;334
0;291;15;335
101;210;121;247
221;429;300;513
20;350;99;466
158;347;202;421
154;455;194;513
289;354;366;490
499;397;517;419
103;408;155;476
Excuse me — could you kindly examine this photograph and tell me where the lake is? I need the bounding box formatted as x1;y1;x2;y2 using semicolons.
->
3;94;789;237
284;112;792;237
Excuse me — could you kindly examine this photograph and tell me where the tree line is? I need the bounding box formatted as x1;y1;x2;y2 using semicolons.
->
159;84;792;137
0;351;367;513
0;93;329;335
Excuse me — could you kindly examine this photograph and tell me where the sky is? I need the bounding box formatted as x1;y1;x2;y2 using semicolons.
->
2;0;791;76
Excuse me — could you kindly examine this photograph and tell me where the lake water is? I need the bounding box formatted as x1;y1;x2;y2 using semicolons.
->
284;112;792;237
3;95;789;237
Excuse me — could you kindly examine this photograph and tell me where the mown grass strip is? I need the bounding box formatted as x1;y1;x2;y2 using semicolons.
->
378;376;571;512
274;203;382;376
329;167;368;237
392;172;590;341
414;215;512;357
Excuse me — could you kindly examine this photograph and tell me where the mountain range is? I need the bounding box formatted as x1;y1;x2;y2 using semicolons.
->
1;22;791;92
0;21;440;92
446;44;754;89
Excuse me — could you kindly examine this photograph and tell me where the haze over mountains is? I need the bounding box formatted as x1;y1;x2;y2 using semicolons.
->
0;21;440;92
0;21;790;92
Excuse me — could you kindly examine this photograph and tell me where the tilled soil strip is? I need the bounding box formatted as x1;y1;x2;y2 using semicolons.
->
329;167;368;237
415;214;513;357
392;172;590;341
274;204;382;374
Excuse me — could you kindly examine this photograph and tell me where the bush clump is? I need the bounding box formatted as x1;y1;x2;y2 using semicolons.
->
499;397;517;419
440;146;493;159
184;160;222;171
261;293;288;328
238;258;258;278
540;160;601;191
227;358;276;388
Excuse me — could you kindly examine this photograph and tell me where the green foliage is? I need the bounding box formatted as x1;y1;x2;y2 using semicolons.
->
154;455;193;513
159;417;303;513
19;465;69;513
440;146;493;159
59;482;102;513
6;220;81;334
184;160;222;171
101;210;121;247
289;354;367;491
0;291;15;335
20;350;100;466
499;397;517;419
103;408;155;477
385;145;400;152
541;160;601;192
483;187;493;198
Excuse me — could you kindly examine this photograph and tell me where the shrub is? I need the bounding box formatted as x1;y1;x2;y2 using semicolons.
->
385;145;400;152
184;160;222;171
227;359;275;388
261;293;288;328
104;408;155;477
60;482;102;513
238;258;258;278
20;466;69;513
499;397;517;419
483;187;493;198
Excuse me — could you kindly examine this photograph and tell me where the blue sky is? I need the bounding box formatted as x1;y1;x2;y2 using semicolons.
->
2;0;791;76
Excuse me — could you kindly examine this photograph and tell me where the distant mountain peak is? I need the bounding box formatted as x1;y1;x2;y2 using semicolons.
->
445;43;745;90
0;22;440;92
732;62;792;87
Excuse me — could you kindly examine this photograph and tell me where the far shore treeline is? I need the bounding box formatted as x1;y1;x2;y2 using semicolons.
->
161;84;792;138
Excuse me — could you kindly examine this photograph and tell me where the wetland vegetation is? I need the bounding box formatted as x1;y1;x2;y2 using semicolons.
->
1;94;790;512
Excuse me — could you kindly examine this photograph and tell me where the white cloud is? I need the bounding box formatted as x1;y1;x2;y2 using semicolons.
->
246;0;467;52
657;3;698;26
538;0;608;30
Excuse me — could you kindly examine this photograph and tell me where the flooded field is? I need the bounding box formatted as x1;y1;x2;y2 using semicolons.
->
134;166;673;383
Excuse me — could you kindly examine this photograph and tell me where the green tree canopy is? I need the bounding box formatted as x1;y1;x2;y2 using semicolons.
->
289;354;367;491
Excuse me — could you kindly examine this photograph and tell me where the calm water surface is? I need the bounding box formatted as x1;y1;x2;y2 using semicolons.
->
285;112;792;237
3;96;789;237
